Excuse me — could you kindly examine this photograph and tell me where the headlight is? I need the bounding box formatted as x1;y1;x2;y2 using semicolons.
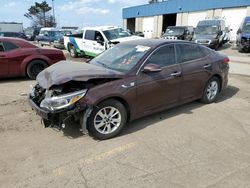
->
40;89;87;111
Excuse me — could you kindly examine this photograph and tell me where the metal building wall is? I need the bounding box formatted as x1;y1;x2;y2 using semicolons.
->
123;0;250;19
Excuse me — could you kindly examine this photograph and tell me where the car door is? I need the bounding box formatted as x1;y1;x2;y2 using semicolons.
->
3;41;21;76
176;43;212;102
136;44;182;117
82;30;106;57
0;41;8;77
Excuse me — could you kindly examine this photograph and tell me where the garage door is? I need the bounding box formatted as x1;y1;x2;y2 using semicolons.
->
143;17;154;38
188;11;207;27
222;7;247;41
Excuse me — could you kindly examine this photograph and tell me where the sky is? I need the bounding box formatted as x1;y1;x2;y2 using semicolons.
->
0;0;147;29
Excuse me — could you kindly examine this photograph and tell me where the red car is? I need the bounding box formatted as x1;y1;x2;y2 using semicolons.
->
0;37;65;79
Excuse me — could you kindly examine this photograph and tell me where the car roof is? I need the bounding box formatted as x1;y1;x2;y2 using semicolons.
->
121;39;197;48
83;26;121;31
0;37;37;48
40;27;59;31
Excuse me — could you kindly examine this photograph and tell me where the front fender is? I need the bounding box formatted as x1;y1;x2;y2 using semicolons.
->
20;54;51;76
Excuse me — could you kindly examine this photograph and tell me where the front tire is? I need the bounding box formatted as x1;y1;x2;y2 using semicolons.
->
26;60;48;79
201;77;220;104
87;99;127;140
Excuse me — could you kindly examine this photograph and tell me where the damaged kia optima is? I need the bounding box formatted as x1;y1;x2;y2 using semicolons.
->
28;39;229;140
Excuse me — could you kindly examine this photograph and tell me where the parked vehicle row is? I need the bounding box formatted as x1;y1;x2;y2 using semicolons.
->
28;39;229;140
161;17;250;53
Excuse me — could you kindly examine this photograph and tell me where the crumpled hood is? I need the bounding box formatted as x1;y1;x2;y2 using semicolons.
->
37;61;124;89
194;34;218;40
110;35;143;43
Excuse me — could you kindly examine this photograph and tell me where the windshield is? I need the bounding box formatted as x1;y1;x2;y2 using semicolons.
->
103;28;131;40
165;27;184;35
242;22;250;33
90;44;151;73
195;25;218;35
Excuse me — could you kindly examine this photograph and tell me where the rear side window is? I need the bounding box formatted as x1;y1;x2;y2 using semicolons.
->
2;42;18;52
85;30;95;40
0;42;4;52
146;45;176;67
199;46;212;56
84;30;104;41
176;44;204;63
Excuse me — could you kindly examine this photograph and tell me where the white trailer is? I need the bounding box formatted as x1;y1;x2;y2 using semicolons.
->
0;22;23;32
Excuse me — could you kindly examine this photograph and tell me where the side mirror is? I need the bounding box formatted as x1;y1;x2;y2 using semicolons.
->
237;29;241;34
96;36;104;45
142;64;162;73
218;30;223;35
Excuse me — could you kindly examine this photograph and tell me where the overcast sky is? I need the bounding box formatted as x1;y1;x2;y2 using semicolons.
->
0;0;147;28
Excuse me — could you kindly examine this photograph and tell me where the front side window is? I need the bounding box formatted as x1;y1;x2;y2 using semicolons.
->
90;44;150;73
176;44;204;63
145;45;176;68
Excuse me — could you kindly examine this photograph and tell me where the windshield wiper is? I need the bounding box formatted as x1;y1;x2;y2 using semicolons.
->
96;61;111;69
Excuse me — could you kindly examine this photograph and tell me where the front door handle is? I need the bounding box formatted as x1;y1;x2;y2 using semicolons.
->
170;71;182;77
0;55;5;58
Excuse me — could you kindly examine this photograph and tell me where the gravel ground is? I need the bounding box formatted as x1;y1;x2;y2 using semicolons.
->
0;74;250;188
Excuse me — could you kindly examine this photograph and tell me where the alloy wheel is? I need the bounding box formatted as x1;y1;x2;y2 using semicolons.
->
206;81;218;101
94;107;121;134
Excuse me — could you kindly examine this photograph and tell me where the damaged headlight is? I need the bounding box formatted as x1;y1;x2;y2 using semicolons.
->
40;89;87;111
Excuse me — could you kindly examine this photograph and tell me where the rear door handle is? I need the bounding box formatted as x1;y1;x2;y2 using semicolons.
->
203;64;212;69
170;71;182;77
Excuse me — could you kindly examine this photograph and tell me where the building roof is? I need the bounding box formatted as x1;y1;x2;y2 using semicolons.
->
123;0;250;19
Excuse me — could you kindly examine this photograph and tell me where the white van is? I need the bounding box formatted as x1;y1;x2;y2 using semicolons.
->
64;26;142;58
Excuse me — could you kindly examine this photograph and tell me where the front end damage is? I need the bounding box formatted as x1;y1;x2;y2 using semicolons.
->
28;78;118;134
28;61;124;134
28;83;89;133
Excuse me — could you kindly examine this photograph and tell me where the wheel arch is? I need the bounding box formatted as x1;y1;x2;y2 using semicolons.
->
22;58;49;76
211;74;222;92
95;96;131;122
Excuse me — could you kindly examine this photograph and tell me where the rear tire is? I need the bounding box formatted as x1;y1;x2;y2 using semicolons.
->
26;60;48;79
87;99;127;140
201;77;220;104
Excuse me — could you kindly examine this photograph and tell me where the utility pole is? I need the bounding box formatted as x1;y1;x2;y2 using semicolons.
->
52;0;56;26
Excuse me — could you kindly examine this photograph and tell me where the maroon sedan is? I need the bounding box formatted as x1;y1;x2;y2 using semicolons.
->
0;37;65;79
29;39;229;140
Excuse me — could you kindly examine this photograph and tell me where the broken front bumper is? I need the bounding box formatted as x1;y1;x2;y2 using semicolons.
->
28;95;91;133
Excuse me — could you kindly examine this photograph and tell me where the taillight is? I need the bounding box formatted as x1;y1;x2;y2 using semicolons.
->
222;57;230;64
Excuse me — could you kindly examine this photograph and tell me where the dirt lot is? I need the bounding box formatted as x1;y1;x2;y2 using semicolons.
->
0;73;250;188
